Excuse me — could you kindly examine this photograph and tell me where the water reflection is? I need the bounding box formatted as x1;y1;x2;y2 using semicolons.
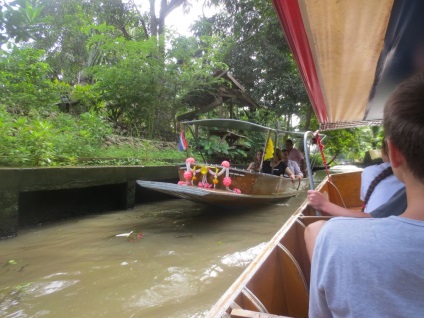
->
0;171;341;318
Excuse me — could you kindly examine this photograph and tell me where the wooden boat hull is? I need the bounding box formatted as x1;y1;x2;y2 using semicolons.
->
205;171;362;317
178;165;310;195
137;166;310;208
137;180;300;208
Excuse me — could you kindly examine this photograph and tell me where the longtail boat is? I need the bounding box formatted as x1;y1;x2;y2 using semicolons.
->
138;119;316;208
206;0;423;316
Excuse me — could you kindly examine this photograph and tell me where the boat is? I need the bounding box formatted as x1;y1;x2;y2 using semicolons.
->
138;119;315;208
206;171;360;318
205;0;423;317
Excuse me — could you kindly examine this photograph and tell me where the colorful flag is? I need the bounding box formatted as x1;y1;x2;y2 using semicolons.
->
264;137;274;160
178;130;189;151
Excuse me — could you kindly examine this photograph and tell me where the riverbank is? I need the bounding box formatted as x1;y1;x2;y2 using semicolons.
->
0;165;179;239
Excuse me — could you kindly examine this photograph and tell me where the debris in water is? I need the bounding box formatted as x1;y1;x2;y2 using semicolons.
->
128;232;144;242
115;231;143;242
116;231;133;237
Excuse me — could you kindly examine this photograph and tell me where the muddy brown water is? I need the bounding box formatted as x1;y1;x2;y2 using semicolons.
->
0;168;357;317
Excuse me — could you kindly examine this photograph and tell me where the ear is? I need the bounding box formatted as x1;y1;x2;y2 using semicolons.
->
387;139;404;168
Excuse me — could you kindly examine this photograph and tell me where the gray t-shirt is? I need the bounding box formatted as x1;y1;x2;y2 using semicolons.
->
370;187;406;218
309;216;424;317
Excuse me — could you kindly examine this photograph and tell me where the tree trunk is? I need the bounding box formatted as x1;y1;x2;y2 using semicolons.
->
150;0;158;37
304;104;313;131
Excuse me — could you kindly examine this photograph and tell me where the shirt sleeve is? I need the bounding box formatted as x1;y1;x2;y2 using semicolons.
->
369;187;406;218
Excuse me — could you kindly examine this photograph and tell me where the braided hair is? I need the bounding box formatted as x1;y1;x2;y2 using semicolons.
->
362;165;393;211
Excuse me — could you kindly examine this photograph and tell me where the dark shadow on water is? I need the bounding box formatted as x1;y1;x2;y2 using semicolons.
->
131;195;305;238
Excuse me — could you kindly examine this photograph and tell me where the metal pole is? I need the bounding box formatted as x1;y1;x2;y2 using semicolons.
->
303;131;321;216
303;131;315;190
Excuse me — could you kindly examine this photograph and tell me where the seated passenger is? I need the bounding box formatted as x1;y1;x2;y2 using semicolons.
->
282;148;303;178
247;150;263;172
270;149;295;181
261;159;272;174
307;73;424;317
305;187;406;260
360;138;404;212
305;167;405;260
285;139;306;175
308;139;404;216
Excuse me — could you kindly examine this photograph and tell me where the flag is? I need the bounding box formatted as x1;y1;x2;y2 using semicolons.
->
178;130;188;151
264;137;274;160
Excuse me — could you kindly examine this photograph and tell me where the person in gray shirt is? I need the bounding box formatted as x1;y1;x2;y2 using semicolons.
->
304;187;406;260
307;73;424;317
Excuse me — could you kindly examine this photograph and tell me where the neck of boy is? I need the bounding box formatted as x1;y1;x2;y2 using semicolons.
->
401;177;424;221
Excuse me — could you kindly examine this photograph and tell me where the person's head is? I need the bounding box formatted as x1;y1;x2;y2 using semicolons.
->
274;148;284;160
285;139;294;151
282;149;289;161
384;73;424;182
255;150;263;162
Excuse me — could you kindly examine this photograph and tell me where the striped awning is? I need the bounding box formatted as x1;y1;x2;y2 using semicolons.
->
272;0;424;130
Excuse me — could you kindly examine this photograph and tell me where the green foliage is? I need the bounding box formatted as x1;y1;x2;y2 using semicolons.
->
2;0;45;43
197;135;230;156
78;144;187;166
198;0;309;125
87;34;163;137
318;126;384;164
0;107;112;166
0;47;61;110
70;84;104;113
192;134;251;164
0;0;385;168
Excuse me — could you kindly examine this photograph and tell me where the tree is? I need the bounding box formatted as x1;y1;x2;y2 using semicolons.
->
146;0;191;38
2;0;45;43
193;0;310;130
0;47;63;111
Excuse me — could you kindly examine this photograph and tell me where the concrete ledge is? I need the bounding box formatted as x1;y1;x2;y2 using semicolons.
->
0;165;180;239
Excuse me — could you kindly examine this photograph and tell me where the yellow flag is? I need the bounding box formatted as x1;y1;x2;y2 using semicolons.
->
264;137;274;160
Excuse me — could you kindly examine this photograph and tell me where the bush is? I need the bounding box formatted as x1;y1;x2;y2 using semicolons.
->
0;107;113;166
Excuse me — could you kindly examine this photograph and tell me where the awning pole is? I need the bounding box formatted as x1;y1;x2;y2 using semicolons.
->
303;131;321;216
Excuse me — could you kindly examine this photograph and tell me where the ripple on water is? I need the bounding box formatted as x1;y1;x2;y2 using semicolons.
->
129;266;197;310
221;242;267;267
29;280;79;297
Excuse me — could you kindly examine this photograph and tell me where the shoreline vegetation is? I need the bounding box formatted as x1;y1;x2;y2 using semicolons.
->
76;135;187;166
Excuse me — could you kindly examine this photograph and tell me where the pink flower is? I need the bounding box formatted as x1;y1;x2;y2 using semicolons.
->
221;161;230;168
178;181;186;185
234;188;241;194
186;157;195;164
198;182;203;187
223;177;232;187
183;171;192;180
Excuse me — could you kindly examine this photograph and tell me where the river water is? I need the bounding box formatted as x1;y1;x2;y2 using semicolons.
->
0;168;358;318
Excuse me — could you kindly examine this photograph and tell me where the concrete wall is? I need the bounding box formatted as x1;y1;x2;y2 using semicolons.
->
0;165;179;239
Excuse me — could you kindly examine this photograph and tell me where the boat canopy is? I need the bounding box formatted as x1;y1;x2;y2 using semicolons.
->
272;0;424;130
182;118;304;135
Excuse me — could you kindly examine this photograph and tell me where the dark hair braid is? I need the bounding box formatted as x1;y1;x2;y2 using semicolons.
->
362;166;393;211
